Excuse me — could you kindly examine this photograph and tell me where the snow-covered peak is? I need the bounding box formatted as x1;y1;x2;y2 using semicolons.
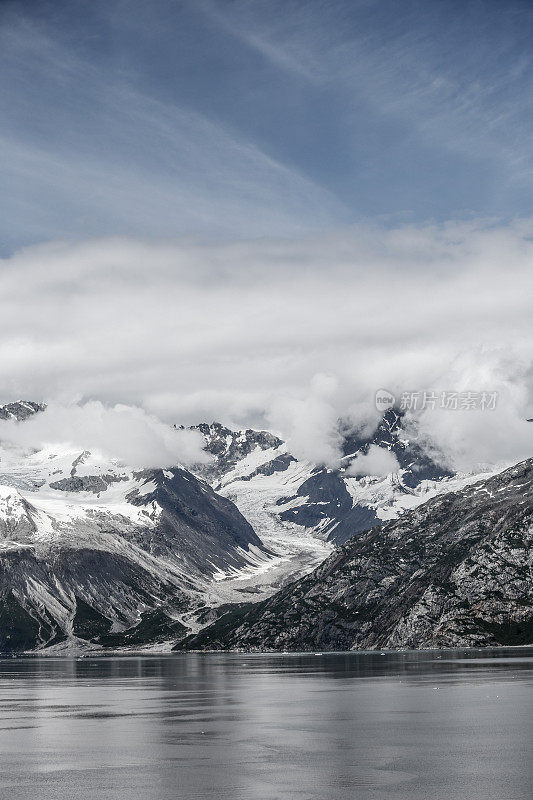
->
187;410;489;547
0;400;45;421
190;421;283;482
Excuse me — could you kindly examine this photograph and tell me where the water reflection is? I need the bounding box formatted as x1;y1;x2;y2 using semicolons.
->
0;648;532;800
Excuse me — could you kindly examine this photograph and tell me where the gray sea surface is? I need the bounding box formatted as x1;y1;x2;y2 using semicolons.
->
0;648;531;799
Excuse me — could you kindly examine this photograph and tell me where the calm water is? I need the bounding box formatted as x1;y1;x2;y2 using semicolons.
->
0;649;531;800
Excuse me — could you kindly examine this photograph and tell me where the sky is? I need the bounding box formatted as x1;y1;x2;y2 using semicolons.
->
1;0;532;469
2;0;533;249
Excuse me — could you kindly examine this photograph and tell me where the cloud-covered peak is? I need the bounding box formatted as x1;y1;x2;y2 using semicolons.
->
0;401;210;469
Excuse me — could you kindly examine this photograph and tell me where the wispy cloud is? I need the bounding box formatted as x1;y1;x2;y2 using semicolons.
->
0;5;348;251
194;0;324;83
2;1;533;250
197;0;533;203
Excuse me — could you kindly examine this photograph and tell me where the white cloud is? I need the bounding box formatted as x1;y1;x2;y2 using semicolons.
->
346;445;400;477
0;219;532;471
268;374;343;467
411;348;533;472
0;401;210;469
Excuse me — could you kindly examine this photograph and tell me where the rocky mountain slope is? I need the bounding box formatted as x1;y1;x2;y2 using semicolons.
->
0;404;270;652
276;409;453;543
177;458;533;651
172;411;491;606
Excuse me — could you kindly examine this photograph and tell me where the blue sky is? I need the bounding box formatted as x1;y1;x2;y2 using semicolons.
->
1;0;533;253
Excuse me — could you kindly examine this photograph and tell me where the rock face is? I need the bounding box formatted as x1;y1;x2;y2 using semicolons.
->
49;474;127;493
124;467;266;572
176;459;533;652
0;546;189;652
341;408;451;487
275;468;378;544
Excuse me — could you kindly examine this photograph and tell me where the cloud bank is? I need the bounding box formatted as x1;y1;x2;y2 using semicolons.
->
1;219;532;470
0;402;210;469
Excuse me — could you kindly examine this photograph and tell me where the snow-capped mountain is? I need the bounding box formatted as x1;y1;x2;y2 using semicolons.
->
190;410;481;550
190;422;283;482
177;458;533;652
0;401;499;654
0;404;272;652
191;424;334;602
0;401;46;421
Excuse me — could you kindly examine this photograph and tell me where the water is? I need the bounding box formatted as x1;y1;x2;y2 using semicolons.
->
0;649;531;800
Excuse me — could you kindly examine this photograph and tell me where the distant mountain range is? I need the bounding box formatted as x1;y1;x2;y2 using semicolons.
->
0;400;530;653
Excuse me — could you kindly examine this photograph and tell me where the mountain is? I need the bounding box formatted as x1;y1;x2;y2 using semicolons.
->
0;401;45;421
0;401;515;655
189;422;283;482
191;410;469;551
175;411;489;607
0;417;270;653
275;409;453;543
341;408;452;486
176;458;533;651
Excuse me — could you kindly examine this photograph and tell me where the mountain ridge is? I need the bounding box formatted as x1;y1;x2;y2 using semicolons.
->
0;400;524;654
